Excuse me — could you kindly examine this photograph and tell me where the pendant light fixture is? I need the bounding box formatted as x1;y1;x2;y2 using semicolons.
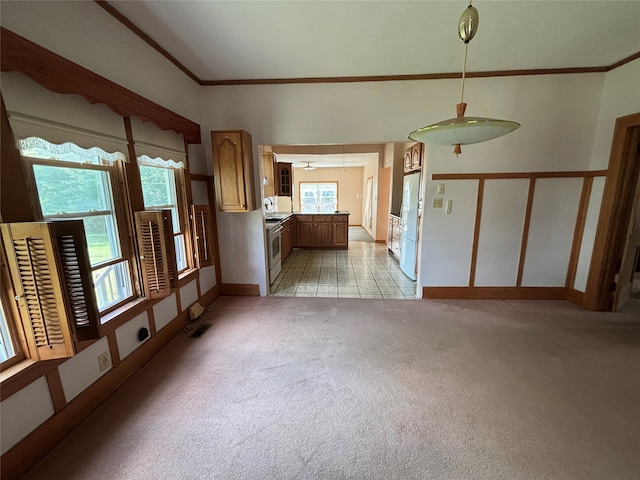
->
408;0;520;155
303;161;316;171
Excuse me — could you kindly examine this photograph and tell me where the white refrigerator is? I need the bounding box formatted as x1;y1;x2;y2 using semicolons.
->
400;172;420;280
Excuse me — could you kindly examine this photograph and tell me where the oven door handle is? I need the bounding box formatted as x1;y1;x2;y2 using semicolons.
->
272;225;283;234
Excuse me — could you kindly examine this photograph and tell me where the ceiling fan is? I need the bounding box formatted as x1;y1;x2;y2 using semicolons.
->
302;162;316;171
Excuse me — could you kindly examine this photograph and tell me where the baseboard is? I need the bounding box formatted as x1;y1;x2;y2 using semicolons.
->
566;288;586;308
422;286;568;300
199;284;220;306
2;290;223;480
220;283;260;296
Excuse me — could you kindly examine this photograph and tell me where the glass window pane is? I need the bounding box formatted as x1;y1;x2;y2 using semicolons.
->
0;304;16;363
33;165;112;215
83;215;121;265
174;234;187;272
92;261;132;312
300;183;338;213
140;165;176;208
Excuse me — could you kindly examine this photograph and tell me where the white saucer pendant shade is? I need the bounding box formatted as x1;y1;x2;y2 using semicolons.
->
408;116;521;146
408;2;520;155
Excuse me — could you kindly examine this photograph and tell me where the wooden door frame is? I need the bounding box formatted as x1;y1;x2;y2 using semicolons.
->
584;112;640;310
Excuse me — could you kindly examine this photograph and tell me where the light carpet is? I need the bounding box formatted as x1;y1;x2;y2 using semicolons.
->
20;296;640;480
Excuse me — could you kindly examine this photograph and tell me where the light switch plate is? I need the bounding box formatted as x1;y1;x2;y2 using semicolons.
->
436;183;445;194
433;198;443;208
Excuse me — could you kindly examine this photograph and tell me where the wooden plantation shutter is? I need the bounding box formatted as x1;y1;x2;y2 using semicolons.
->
0;221;100;361
134;210;178;299
191;205;214;268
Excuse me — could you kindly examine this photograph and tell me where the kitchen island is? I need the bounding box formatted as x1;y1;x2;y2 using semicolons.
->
265;211;350;251
293;211;350;249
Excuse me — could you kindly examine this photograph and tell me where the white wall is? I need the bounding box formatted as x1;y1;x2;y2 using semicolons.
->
200;72;606;291
0;1;202;123
590;59;640;170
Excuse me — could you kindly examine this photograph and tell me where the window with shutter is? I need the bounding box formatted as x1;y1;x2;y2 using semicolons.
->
134;210;178;299
1;221;100;361
191;205;214;268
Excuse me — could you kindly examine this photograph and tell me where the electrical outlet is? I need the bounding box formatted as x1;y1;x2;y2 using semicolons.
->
98;351;111;372
436;183;445;194
432;198;443;208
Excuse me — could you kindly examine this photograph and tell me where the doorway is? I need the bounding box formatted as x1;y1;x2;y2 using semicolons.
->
585;113;640;311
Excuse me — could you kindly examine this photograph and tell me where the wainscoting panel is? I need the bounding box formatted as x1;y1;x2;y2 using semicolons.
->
422;180;478;286
521;177;583;286
475;179;529;286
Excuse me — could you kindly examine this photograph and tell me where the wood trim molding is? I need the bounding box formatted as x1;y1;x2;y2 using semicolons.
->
566;177;593;289
0;27;201;144
584;112;640;310
422;286;568;300
567;288;586;308
220;283;260;296
95;2;639;87
432;170;607;181
45;369;67;414
516;178;537;286
469;179;484;287
95;1;201;85
0;311;190;480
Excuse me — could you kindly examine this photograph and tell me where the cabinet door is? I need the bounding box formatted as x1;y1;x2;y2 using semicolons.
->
296;221;314;247
275;162;293;197
315;222;332;247
261;152;275;198
333;222;348;247
404;148;413;172
411;144;422;170
211;130;256;212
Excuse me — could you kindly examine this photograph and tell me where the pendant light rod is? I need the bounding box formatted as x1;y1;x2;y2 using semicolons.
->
408;0;520;155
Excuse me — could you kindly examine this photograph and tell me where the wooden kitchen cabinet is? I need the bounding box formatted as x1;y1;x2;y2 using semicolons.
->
295;215;315;247
294;214;349;249
211;130;256;212
404;143;422;173
314;216;333;247
261;151;275;198
275;162;293;197
332;215;349;247
281;216;294;260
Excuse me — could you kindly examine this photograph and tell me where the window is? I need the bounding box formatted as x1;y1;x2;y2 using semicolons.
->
299;182;338;213
21;138;134;313
139;159;189;273
0;302;16;363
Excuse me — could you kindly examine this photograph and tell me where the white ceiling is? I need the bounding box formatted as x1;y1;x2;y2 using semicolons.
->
111;1;640;82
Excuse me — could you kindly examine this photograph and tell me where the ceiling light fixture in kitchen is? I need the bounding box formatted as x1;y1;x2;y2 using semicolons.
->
408;0;520;155
303;162;316;171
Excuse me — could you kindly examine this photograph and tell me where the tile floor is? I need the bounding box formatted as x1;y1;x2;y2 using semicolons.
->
270;227;417;298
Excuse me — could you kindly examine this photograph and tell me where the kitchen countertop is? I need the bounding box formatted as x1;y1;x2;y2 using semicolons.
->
265;211;350;222
291;211;350;215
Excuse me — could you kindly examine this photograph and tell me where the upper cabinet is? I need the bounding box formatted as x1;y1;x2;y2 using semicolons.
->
404;143;423;173
275;162;293;197
261;151;276;198
211;130;256;212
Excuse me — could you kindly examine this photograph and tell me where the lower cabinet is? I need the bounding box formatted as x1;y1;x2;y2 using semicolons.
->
388;215;401;257
295;216;315;247
294;214;349;249
281;217;294;260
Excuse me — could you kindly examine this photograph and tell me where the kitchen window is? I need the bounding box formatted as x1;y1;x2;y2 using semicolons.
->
138;157;189;273
21;138;134;313
299;182;338;213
